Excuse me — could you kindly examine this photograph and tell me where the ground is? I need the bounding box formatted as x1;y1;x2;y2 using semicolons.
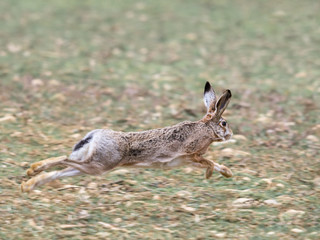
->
0;0;319;239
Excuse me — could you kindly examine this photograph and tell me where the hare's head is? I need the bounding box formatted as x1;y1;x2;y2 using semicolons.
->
203;82;233;142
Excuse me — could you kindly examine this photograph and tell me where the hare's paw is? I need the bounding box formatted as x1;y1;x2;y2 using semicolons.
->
26;162;43;177
21;178;36;193
220;165;233;178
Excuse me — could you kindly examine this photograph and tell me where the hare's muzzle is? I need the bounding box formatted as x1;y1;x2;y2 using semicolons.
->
224;127;233;140
225;134;232;140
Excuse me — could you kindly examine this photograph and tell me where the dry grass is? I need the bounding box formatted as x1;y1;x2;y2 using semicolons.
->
0;0;319;239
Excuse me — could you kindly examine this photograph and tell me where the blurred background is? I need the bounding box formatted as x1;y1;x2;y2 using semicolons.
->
0;0;319;239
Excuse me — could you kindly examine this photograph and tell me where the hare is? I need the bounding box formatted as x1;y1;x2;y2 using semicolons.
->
21;82;233;192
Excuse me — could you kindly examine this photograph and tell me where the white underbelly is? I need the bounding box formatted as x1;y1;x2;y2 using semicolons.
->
130;157;189;169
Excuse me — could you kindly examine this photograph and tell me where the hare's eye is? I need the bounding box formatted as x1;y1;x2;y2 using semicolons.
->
221;121;227;127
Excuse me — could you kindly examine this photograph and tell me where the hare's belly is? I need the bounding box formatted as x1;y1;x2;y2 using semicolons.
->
134;156;190;169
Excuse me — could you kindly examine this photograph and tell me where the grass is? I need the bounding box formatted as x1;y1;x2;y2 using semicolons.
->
0;0;319;239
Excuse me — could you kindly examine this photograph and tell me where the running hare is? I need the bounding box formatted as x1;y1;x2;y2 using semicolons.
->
21;82;233;192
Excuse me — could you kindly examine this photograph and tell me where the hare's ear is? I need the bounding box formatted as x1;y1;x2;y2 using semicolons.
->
214;89;232;118
203;82;217;113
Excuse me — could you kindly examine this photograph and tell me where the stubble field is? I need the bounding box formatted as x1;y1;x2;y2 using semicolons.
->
0;0;319;239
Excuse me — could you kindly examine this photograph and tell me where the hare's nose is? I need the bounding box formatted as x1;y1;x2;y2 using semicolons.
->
225;129;232;140
225;134;232;140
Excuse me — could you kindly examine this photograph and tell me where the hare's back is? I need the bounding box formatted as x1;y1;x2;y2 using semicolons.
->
119;122;198;161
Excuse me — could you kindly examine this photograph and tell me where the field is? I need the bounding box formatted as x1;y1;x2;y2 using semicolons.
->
0;0;319;239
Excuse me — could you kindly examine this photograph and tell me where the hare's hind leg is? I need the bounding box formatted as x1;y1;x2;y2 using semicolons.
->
21;159;117;192
26;155;68;177
21;167;82;193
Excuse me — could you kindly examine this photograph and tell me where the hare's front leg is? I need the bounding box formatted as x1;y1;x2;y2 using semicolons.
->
192;155;233;179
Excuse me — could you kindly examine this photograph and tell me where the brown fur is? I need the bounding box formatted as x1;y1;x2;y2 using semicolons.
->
21;82;234;192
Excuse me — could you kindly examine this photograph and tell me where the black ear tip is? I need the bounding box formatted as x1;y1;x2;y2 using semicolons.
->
226;89;232;98
204;81;211;93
